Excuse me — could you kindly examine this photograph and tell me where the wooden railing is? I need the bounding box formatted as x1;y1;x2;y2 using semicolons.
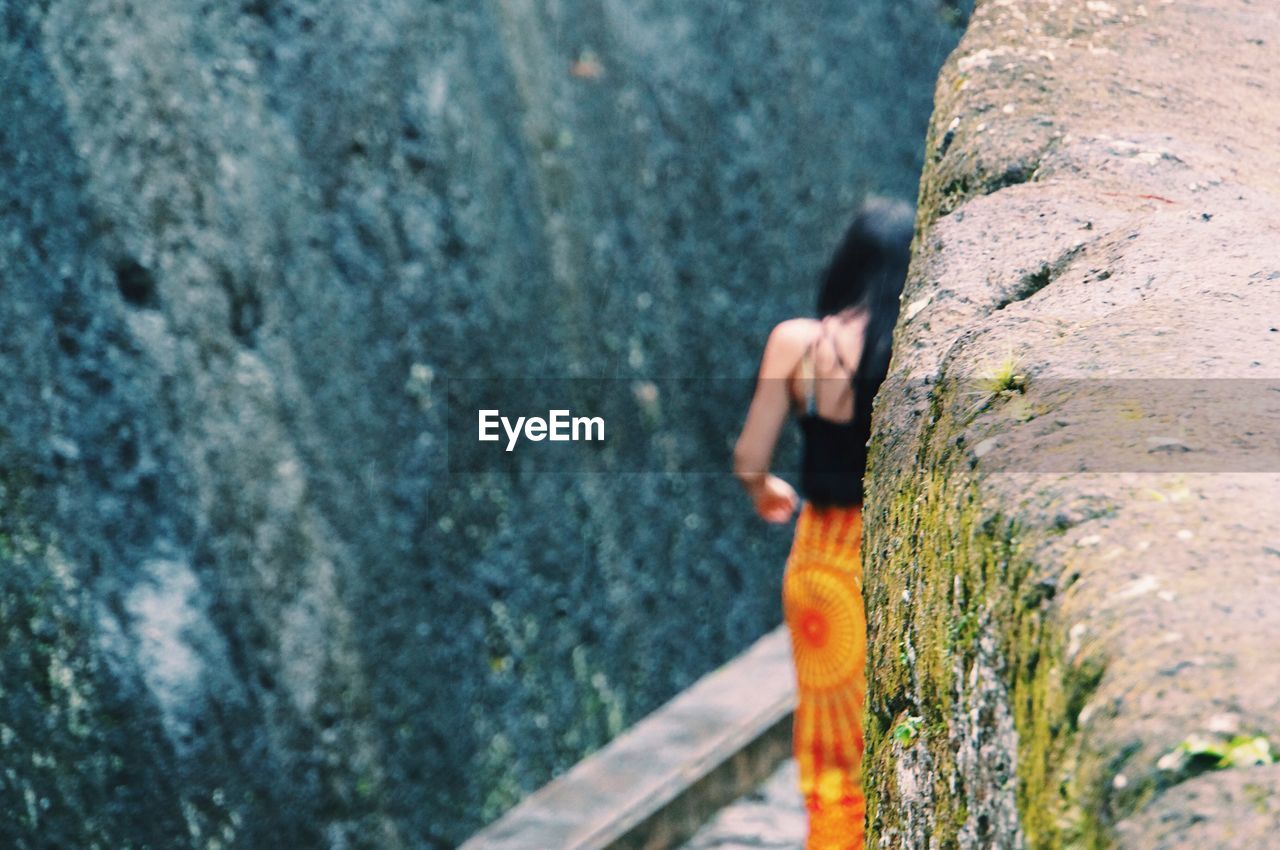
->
458;627;796;850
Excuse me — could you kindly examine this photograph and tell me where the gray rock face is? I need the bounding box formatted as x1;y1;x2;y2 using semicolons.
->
863;1;1280;848
0;1;965;847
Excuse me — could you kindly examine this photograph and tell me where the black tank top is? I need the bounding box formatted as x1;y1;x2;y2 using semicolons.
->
796;326;878;507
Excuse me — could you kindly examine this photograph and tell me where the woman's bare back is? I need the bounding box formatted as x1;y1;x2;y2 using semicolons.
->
732;308;870;523
784;311;869;422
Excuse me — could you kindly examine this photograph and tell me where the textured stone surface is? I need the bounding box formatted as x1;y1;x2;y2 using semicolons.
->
0;1;966;847
863;1;1280;849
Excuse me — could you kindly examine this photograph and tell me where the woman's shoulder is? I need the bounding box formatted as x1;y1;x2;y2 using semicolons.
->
759;318;821;381
766;317;822;350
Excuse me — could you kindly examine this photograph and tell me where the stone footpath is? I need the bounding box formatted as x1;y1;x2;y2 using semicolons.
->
679;760;805;850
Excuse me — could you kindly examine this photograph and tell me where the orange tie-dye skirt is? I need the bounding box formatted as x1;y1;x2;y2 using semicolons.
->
782;502;866;850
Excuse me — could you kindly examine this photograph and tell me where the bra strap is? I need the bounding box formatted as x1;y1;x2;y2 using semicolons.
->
802;340;817;415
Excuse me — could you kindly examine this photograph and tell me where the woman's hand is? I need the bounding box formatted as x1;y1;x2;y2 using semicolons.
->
746;474;798;524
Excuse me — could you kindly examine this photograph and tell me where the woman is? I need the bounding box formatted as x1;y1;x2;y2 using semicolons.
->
733;198;914;850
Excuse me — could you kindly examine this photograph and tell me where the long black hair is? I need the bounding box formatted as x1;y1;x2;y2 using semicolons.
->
816;197;914;387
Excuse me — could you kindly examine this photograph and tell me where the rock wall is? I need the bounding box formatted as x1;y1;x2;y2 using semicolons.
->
864;1;1280;848
0;1;966;847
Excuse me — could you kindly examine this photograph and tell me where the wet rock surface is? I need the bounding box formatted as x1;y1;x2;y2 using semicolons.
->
863;1;1280;849
0;1;967;847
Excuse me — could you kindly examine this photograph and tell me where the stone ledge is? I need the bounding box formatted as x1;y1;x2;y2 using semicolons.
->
459;627;796;850
863;1;1280;847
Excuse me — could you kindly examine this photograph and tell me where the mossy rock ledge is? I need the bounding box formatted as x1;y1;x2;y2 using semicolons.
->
862;2;1280;849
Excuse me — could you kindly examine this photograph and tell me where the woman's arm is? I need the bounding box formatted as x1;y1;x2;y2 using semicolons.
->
733;319;815;522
